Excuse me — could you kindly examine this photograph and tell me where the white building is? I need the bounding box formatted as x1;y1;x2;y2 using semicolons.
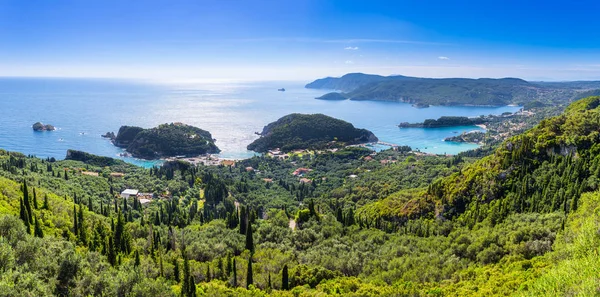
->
120;189;139;199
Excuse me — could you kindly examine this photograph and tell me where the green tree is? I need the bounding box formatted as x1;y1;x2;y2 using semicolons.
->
173;258;180;282
245;221;254;252
134;250;141;267
232;257;237;287
34;216;44;238
246;256;253;289
43;194;50;210
282;264;289;290
33;188;38;209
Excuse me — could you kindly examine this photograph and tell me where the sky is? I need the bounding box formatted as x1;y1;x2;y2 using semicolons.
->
2;0;600;82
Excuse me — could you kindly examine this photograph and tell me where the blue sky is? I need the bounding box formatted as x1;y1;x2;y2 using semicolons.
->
2;0;600;81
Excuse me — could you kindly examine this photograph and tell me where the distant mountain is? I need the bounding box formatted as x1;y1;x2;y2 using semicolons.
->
113;123;220;159
306;73;600;106
247;113;378;153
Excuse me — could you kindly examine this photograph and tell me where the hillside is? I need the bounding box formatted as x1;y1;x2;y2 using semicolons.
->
247;113;378;152
358;96;600;227
1;96;600;295
306;73;600;106
112;123;220;159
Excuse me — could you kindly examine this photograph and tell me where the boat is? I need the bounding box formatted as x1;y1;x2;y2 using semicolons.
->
278;88;285;92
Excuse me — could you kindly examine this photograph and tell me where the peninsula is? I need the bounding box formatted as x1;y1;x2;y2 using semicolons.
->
399;116;486;128
306;73;600;106
247;113;378;152
112;123;220;159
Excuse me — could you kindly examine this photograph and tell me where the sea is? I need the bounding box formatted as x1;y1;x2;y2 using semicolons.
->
0;78;521;167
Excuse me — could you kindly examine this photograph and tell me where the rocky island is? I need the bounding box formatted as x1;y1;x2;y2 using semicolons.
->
101;131;116;139
248;113;378;153
112;123;220;159
32;122;56;131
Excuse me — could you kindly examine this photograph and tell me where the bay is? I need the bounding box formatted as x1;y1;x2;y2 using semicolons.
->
0;78;520;167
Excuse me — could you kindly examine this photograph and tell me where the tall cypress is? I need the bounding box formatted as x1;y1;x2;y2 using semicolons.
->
23;181;33;223
107;236;116;266
173;259;180;282
78;204;88;245
246;256;253;289
245;221;254;252
34;216;44;238
282;264;289;290
134;250;140;267
43;194;49;210
182;256;191;296
232;258;237;287
226;253;232;277
73;205;79;235
32;188;38;209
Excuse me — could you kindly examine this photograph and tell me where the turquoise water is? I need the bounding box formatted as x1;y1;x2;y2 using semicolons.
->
0;78;520;167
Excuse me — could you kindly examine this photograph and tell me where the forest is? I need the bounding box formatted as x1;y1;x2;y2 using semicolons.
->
1;98;600;296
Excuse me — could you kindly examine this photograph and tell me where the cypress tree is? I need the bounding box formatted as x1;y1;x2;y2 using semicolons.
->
173;258;180;282
19;198;28;224
182;256;191;296
23;181;33;223
267;273;272;291
107;236;116;266
282;264;289;290
134;250;140;267
226;253;232;277
232;258;237;287
245;221;254;252
73;205;79;235
78;204;88;245
246;256;253;289
206;264;211;282
33;188;38;209
159;253;164;277
218;257;225;280
43;194;49;210
34;216;44;238
189;277;197;297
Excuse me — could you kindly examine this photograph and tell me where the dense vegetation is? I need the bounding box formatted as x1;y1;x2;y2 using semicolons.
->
113;123;220;159
399;116;485;128
247;114;378;153
444;131;485;144
306;73;600;106
2;97;600;295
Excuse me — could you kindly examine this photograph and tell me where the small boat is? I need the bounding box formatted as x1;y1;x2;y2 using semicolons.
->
278;88;286;92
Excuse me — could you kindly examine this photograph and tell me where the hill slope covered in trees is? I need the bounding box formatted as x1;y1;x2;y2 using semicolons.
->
1;97;600;295
247;113;378;152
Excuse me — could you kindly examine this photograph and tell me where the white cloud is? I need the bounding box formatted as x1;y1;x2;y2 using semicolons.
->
438;56;450;60
345;60;354;64
344;46;359;50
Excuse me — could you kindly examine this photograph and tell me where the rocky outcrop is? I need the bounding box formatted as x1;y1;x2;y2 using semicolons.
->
32;122;56;131
101;132;116;140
